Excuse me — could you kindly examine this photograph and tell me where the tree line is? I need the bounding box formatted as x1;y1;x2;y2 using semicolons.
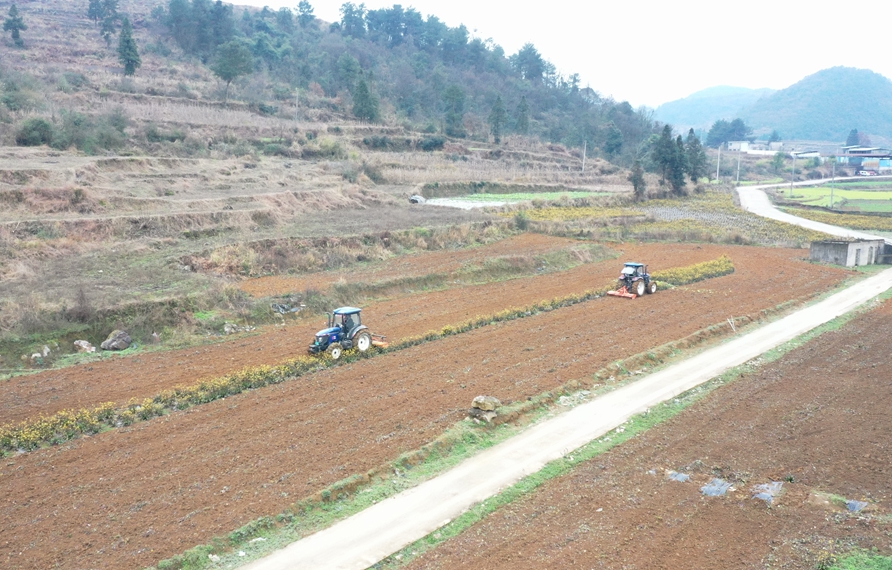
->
145;0;658;164
6;0;719;183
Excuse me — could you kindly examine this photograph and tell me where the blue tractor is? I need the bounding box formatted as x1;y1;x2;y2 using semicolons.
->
307;307;385;359
607;262;657;299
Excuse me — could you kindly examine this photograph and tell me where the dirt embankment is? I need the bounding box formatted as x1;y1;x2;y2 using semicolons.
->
0;245;851;570
403;300;892;570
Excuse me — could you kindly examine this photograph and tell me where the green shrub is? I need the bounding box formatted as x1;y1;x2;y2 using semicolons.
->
420;136;445;151
15;118;55;146
361;161;385;183
146;124;187;143
52;109;128;154
262;143;292;156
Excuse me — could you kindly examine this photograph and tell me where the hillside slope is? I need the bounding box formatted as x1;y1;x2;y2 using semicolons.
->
654;86;774;130
741;67;892;140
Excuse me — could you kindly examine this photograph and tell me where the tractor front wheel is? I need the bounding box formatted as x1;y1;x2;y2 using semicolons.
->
647;281;657;294
634;280;646;297
355;332;372;352
327;343;343;360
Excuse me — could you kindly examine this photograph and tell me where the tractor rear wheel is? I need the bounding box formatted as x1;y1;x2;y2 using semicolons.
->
647;281;657;294
634;280;646;296
327;343;343;360
355;332;372;352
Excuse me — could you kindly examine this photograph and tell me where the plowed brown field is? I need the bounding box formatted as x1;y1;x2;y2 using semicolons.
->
0;244;852;569
403;300;892;570
2;243;832;425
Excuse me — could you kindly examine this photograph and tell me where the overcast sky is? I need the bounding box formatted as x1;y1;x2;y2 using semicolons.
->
234;0;892;109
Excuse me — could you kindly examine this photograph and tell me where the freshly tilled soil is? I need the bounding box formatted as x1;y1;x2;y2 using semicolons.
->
402;300;892;570
0;243;851;569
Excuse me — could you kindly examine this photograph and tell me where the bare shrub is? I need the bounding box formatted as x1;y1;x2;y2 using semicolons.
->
65;286;95;323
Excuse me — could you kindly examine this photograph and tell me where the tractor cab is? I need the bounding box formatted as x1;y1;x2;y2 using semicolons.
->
607;262;657;299
621;263;646;278
331;309;361;335
308;307;373;359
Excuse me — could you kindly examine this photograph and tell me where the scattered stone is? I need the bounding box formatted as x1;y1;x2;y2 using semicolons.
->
558;390;591;407
223;323;256;335
271;303;303;314
30;353;42;363
74;340;96;353
42;345;51;357
409;195;426;204
238;551;246;557
100;330;132;351
208;554;220;562
249;537;266;543
472;395;501;411
151;332;160;345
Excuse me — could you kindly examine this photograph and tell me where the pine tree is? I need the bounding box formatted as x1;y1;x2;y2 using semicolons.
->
846;129;859;147
87;0;103;23
117;18;141;76
514;96;529;135
487;96;508;144
670;135;688;195
652;124;675;185
443;84;466;137
604;122;623;156
628;159;646;201
352;79;379;122
4;4;27;48
99;0;119;46
684;129;707;183
297;1;316;28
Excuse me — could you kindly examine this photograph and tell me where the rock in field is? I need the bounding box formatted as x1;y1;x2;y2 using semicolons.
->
472;395;501;411
100;330;131;351
74;340;96;353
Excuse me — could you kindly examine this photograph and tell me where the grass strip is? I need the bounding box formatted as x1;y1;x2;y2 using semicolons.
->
827;551;892;569
0;256;734;454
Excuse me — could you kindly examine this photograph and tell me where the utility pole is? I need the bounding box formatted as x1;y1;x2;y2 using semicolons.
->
736;152;741;185
582;140;587;174
830;157;836;209
789;153;796;198
715;143;722;181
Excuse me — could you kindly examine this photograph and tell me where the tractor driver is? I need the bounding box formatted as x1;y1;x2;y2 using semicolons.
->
343;314;355;332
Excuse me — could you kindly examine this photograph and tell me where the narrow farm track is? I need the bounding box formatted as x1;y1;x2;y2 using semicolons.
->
3;242;762;425
0;246;850;570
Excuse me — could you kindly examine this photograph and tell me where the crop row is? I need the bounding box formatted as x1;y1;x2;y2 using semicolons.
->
512;206;647;221
651;254;734;285
781;208;892;232
0;256;735;454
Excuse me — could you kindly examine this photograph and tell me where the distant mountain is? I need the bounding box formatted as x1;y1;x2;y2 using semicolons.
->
740;67;892;141
653;86;775;131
